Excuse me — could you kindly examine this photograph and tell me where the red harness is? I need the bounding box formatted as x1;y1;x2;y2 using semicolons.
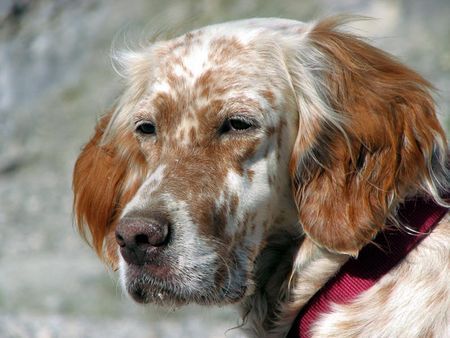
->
288;196;448;338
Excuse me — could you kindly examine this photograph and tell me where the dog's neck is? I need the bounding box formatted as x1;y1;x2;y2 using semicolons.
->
257;231;302;315
239;230;299;336
239;230;348;338
240;195;449;337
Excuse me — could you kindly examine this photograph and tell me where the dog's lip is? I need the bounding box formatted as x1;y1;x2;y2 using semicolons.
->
124;262;183;302
128;282;179;304
123;263;248;305
125;258;173;279
127;280;246;306
126;274;188;305
119;245;165;266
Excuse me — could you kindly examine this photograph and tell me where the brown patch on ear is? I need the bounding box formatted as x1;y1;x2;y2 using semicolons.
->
290;17;447;255
73;112;146;266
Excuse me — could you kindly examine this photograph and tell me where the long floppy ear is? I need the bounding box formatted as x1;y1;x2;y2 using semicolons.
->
288;17;448;255
73;111;146;266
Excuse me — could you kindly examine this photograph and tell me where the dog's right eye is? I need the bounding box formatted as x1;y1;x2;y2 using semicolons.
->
136;122;156;135
220;116;255;134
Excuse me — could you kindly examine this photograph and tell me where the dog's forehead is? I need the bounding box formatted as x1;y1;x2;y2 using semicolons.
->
156;32;239;78
148;18;309;94
151;30;262;94
137;24;297;120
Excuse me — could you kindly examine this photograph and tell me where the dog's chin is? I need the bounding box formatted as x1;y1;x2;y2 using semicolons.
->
122;263;248;307
126;281;188;306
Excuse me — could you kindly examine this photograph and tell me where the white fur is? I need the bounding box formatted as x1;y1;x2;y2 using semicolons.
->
311;216;450;338
103;17;449;338
121;164;166;216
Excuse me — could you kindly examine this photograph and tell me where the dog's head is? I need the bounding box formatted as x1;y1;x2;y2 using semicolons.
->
73;17;447;306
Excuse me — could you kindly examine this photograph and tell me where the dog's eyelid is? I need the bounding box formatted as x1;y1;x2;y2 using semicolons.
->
230;113;255;122
231;110;261;123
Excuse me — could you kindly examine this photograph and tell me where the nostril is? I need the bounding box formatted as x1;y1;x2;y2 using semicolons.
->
115;232;126;247
115;215;171;266
115;215;171;252
135;233;150;246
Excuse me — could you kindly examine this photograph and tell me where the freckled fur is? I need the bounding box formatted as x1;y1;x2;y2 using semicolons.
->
73;16;449;338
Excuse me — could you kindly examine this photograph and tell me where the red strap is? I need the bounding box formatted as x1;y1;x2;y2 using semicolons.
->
288;197;448;338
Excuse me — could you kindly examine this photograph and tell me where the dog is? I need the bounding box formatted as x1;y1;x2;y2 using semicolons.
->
73;17;449;337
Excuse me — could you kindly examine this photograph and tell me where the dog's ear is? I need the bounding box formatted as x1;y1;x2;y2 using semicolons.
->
73;112;145;266
287;17;448;255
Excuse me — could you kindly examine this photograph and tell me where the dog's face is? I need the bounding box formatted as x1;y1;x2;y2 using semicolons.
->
73;18;447;308
114;29;300;305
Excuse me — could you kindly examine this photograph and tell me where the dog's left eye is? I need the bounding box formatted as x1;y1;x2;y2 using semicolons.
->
220;117;254;133
136;122;156;135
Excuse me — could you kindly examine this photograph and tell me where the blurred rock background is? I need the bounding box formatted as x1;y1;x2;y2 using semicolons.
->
0;0;448;337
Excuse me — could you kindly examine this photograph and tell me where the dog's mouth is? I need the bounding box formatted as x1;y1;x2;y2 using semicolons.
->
121;257;249;306
127;278;188;305
123;263;188;305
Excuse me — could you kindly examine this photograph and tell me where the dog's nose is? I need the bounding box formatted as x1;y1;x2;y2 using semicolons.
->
115;215;170;265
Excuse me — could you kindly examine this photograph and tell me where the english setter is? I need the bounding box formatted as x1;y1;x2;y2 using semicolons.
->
73;17;449;337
